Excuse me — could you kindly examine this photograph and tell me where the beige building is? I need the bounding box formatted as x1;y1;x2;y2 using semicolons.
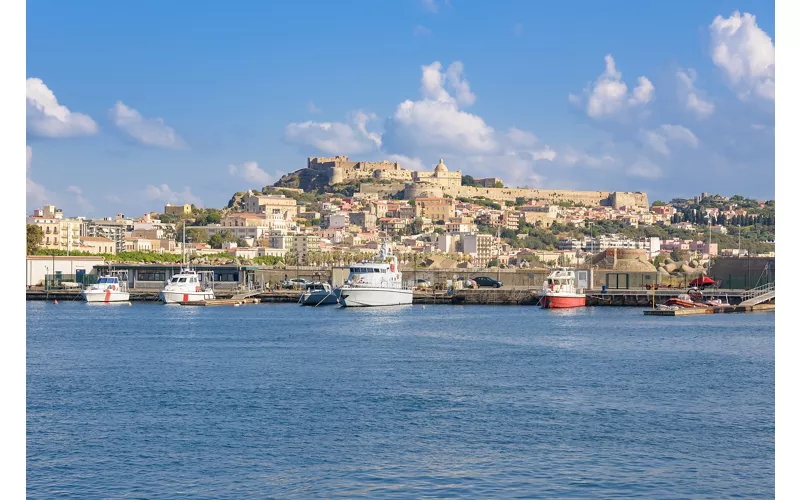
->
463;233;494;267
79;236;117;254
414;197;456;222
164;203;192;216
292;234;320;265
241;193;298;221
27;215;61;250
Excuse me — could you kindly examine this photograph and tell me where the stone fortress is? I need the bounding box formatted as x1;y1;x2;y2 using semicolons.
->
308;156;649;210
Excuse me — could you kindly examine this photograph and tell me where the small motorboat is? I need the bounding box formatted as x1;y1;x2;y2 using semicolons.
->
82;274;130;303
299;282;341;306
663;293;708;309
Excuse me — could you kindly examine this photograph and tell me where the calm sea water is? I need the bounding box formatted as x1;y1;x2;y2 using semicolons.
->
27;302;774;498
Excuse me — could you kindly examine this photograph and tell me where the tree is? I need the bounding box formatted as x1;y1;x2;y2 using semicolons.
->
186;228;209;244
27;224;43;255
651;200;666;207
494;181;504;188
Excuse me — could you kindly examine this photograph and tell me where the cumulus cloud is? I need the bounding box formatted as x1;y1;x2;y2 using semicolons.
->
569;54;654;119
505;127;539;148
228;161;275;186
709;11;774;101
144;184;203;207
385;154;427;172
641;124;700;156
676;69;715;119
109;101;187;149
26;78;98;138
556;146;617;168
26;145;50;204
284;111;382;155
627;156;663;179
383;61;497;155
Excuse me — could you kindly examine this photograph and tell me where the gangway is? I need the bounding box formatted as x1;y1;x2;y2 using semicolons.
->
739;282;775;307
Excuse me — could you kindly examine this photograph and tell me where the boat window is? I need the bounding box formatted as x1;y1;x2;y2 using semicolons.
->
178;278;187;283
171;277;179;283
98;278;108;284
190;277;197;283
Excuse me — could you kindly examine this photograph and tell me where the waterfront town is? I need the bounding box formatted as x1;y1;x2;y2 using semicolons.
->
25;155;775;294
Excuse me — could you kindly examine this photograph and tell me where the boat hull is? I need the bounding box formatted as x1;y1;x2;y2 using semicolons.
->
82;289;130;303
339;287;413;307
300;288;341;306
159;290;216;304
540;293;586;309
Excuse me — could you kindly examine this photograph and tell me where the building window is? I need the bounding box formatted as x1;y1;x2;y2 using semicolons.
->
137;271;167;282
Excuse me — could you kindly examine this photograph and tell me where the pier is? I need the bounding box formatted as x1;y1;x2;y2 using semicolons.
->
26;287;764;307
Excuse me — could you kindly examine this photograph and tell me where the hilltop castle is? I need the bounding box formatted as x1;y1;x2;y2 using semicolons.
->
307;156;649;209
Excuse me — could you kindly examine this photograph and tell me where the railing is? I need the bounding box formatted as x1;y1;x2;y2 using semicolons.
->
741;281;775;301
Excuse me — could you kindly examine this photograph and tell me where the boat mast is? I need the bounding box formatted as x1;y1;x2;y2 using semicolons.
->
182;222;186;269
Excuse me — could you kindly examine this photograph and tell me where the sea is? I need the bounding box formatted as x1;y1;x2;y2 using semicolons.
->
27;302;774;498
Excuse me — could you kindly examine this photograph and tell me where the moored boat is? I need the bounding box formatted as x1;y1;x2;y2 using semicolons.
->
158;224;216;304
81;273;130;303
299;282;341;306
338;240;413;307
539;268;586;309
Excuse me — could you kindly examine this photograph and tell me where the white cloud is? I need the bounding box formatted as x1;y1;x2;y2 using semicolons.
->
506;127;539;148
384;61;496;155
105;194;122;204
641;124;700;156
570;54;654;119
228;161;275;186
144;184;203;207
532;146;557;161
67;185;93;212
556;146;617;168
414;25;432;37
26;145;50;204
709;11;774;101
306;101;321;113
627;156;663;179
26;78;98;138
284;111;382;154
385;154;426;172
109;101;187;149
676;69;715;119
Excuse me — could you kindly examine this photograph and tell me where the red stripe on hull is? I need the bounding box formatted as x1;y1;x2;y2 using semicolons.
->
541;296;586;308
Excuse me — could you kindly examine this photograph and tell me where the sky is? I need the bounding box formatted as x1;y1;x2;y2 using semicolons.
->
25;0;775;217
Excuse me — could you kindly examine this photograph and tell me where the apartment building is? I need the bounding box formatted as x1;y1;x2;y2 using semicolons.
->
463;233;493;267
84;219;128;253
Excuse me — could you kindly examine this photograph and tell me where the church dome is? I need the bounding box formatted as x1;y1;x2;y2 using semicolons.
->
434;158;448;173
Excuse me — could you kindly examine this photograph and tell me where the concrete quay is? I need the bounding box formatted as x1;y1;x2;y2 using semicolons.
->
26;287;756;306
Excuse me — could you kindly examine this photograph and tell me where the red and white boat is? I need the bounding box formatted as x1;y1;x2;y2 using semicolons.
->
539;268;586;309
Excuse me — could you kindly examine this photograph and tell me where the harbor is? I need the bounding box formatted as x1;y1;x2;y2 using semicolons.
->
25;285;774;308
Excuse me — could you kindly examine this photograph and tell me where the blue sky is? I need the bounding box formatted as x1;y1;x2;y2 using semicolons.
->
26;0;775;217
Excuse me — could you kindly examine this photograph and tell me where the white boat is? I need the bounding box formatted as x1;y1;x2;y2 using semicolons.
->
299;282;341;306
158;269;216;304
158;224;216;304
81;273;130;303
539;268;586;309
338;240;414;307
